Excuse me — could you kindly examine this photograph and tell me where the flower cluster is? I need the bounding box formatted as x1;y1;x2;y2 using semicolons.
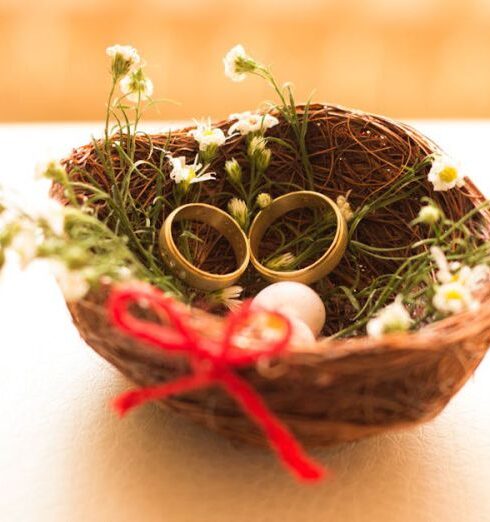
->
0;156;142;302
106;45;152;104
430;246;488;314
365;244;489;337
1;178;65;239
4;42;485;338
0;176;91;301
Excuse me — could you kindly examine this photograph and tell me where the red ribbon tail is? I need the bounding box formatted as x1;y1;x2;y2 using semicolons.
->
220;371;329;483
112;374;213;417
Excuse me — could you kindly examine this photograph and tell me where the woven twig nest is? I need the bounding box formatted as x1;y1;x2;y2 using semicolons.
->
61;104;490;447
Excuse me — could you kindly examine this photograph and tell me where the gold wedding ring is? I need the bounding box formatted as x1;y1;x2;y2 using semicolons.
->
161;192;348;290
159;203;250;291
248;191;348;284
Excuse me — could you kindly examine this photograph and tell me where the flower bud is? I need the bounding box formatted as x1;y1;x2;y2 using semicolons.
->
223;45;258;82
247;136;266;157
227;198;249;230
336;195;354;222
207;285;243;311
265;252;296;271
37;160;67;185
225;159;242;184
106;45;140;79
248;136;271;171
256;192;272;209
256;148;271;171
418;205;441;225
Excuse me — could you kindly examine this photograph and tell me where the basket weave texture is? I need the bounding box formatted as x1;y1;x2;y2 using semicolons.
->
62;104;490;447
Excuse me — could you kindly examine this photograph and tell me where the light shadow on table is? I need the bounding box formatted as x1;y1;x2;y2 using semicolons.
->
59;358;490;522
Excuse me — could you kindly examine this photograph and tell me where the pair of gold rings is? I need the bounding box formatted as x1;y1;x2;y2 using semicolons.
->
159;191;348;291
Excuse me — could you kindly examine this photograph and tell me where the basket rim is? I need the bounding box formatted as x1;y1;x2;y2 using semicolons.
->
83;273;490;361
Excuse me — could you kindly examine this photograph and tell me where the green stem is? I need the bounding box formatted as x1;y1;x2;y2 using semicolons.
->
104;79;117;144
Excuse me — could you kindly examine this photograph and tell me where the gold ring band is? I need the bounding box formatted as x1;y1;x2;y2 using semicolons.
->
248;191;348;284
159;203;250;291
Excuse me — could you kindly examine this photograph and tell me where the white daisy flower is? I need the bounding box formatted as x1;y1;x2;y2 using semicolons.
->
466;264;490;291
428;153;465;191
433;281;478;314
430;247;488;289
223;45;257;82
188;119;226;152
444;263;489;291
106;44;140;78
430;247;488;314
168;156;215;187
228;111;279;136
50;260;90;302
366;295;412;337
120;68;153;102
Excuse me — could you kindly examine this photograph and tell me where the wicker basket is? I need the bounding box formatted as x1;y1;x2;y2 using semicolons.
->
61;104;490;448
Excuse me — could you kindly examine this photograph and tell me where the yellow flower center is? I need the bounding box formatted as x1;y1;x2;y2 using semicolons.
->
439;166;458;183
445;289;463;301
203;129;214;136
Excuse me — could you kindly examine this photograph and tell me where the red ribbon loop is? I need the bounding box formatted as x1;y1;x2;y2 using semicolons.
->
107;283;327;483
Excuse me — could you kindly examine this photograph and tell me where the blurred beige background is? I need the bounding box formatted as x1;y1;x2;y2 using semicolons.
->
2;0;490;122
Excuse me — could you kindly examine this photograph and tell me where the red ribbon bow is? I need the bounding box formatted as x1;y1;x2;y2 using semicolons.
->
107;283;327;482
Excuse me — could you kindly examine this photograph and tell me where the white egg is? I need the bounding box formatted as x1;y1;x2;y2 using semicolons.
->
251;282;326;337
288;316;316;349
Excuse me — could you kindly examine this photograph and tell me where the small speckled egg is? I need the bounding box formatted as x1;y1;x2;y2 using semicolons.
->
251;282;326;337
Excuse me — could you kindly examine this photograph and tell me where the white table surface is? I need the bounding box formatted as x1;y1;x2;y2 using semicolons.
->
1;121;490;522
